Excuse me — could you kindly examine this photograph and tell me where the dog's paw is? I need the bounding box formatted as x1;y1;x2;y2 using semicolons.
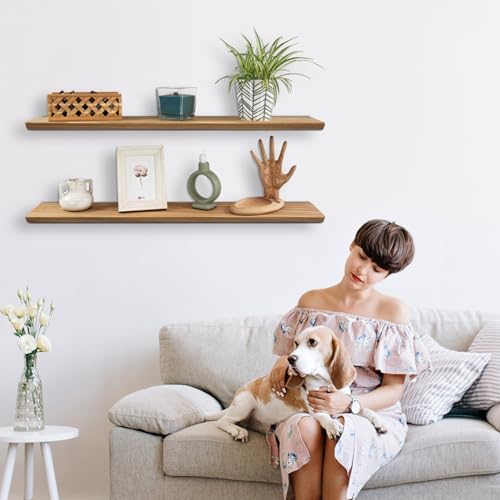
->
230;427;249;442
324;420;344;440
372;419;388;434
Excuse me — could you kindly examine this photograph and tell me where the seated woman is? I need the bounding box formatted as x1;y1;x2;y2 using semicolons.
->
270;219;431;500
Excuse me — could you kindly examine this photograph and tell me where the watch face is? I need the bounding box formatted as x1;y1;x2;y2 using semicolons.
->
351;399;361;414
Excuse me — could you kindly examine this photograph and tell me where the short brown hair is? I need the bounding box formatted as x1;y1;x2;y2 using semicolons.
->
354;219;415;274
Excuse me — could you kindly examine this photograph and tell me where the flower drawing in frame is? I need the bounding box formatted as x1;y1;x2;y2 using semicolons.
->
133;164;149;199
116;145;167;212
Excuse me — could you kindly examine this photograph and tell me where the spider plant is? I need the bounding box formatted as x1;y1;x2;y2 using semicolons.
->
216;29;321;105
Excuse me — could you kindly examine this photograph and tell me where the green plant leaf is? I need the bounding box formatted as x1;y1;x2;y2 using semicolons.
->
217;30;321;95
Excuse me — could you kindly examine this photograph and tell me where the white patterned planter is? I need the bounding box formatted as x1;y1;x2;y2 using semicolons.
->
235;80;276;121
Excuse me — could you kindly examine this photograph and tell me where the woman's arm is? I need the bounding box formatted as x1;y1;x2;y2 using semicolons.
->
356;373;405;412
308;373;405;415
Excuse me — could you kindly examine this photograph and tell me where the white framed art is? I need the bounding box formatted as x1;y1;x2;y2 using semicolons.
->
116;145;167;212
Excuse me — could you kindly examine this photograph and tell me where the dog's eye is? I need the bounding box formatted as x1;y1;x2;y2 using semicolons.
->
308;338;318;347
294;341;298;347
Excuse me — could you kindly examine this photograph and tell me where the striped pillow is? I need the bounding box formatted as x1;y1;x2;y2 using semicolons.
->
401;335;490;425
458;321;500;410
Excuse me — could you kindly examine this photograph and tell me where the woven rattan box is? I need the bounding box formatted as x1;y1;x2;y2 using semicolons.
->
47;91;122;121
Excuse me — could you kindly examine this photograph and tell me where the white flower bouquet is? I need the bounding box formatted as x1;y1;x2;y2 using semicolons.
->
1;287;54;356
1;287;55;431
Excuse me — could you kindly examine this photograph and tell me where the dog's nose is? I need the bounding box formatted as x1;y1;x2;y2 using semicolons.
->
288;355;298;366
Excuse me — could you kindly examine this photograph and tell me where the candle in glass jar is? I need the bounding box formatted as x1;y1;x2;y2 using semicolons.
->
156;87;197;120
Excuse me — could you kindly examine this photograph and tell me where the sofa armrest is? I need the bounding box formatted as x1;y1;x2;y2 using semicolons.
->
487;404;500;431
108;384;222;436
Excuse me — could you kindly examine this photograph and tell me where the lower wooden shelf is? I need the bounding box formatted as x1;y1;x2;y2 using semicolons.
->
26;202;325;223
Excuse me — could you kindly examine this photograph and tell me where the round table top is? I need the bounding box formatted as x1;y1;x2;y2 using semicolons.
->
0;425;79;443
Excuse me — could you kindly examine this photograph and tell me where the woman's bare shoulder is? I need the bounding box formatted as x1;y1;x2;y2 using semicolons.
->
376;295;410;324
297;288;331;309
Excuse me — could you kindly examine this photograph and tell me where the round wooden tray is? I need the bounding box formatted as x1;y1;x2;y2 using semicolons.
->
229;197;285;215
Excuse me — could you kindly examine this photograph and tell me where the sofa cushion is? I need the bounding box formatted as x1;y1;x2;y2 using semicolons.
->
159;316;280;407
163;419;500;487
408;307;499;351
108;385;222;435
367;418;500;488
401;335;490;424
163;421;280;484
459;321;500;410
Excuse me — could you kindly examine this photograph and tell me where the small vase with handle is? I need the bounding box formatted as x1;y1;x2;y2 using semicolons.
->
58;178;93;211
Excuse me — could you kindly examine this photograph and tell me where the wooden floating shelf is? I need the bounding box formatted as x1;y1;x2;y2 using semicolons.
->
25;115;325;131
26;202;325;223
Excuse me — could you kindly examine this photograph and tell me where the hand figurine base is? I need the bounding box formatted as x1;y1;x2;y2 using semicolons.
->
229;197;284;216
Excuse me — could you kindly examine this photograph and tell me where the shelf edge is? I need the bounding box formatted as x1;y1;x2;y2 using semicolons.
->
25;116;325;131
26;201;325;224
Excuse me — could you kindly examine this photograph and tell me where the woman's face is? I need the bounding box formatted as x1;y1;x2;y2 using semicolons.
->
344;243;389;289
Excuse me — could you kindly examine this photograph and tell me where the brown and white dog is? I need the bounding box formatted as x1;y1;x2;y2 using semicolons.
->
206;325;387;442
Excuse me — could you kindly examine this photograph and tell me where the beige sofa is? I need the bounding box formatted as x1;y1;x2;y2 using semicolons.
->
109;308;500;499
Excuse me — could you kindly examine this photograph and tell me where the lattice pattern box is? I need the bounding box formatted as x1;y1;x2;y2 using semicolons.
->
47;91;122;121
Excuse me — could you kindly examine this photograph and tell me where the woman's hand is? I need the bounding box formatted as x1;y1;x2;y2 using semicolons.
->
307;387;351;416
270;356;290;397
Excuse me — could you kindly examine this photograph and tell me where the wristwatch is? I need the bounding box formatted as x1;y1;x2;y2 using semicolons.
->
349;395;361;415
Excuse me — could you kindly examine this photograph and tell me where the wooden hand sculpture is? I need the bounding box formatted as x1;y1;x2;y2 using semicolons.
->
250;136;297;202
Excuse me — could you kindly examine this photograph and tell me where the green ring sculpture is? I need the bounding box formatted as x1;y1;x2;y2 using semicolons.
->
187;154;221;210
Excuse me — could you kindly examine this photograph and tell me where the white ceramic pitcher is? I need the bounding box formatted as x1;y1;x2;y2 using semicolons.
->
58;178;93;211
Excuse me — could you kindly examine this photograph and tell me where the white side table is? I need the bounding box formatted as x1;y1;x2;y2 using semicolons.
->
0;425;78;500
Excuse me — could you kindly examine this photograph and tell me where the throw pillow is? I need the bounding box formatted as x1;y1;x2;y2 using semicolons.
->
401;335;490;425
458;320;500;410
108;384;222;435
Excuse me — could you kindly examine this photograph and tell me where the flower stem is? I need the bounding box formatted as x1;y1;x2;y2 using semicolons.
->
24;352;37;379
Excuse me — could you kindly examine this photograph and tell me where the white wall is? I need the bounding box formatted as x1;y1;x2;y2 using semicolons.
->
1;1;499;497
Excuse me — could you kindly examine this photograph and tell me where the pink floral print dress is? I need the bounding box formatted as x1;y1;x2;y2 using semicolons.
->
270;307;431;500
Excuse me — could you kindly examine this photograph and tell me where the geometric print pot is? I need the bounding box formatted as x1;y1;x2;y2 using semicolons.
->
235;80;276;121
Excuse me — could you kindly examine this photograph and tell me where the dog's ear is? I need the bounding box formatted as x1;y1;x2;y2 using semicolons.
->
329;335;357;390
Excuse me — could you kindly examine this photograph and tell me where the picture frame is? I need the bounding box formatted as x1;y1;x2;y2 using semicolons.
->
116;145;167;212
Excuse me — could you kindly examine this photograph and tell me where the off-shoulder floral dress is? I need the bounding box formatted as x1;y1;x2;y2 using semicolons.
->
270;307;431;500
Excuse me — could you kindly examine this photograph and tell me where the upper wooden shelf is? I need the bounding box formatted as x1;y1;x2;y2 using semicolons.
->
26;202;325;223
25;116;325;131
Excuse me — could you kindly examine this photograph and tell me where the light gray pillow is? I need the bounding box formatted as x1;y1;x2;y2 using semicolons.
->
401;335;490;425
108;385;222;435
458;321;500;410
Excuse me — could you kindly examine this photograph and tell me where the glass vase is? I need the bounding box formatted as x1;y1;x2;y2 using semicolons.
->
14;352;44;431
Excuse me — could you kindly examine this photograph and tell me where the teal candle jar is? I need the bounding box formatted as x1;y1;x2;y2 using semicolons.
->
156;86;197;120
